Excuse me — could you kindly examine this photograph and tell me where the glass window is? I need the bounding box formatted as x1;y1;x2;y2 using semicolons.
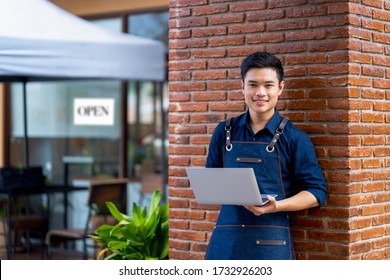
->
126;11;169;187
10;80;121;184
127;81;168;174
9;18;123;185
128;12;169;49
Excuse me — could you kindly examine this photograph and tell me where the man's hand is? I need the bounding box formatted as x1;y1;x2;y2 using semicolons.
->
243;191;320;216
243;195;279;216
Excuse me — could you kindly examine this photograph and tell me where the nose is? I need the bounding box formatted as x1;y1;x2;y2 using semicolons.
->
255;86;266;96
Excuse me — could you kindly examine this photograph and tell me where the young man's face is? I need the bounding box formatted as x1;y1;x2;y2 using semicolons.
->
241;67;284;120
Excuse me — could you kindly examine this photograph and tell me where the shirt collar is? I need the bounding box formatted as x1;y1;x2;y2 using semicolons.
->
238;109;283;135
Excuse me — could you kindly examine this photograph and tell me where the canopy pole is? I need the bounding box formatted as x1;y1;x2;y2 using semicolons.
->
119;81;128;178
158;81;167;203
22;80;29;169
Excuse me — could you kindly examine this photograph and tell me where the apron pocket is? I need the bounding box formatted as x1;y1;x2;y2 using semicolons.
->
206;226;293;260
236;157;263;164
255;240;286;246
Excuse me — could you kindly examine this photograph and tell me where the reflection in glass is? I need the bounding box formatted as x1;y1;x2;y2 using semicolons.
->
128;12;169;48
126;11;168;187
10;81;121;184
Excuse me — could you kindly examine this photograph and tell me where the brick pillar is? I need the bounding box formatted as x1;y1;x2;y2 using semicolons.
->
168;0;390;260
345;0;390;259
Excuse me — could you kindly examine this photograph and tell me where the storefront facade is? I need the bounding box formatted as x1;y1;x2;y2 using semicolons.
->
1;0;169;189
0;0;169;252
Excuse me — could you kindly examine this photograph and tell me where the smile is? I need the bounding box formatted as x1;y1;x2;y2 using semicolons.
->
253;99;269;104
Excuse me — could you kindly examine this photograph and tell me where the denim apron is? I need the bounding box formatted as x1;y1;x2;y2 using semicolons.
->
205;117;295;260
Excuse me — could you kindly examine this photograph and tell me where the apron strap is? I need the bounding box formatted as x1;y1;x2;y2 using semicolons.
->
225;118;233;151
225;116;289;152
266;117;289;153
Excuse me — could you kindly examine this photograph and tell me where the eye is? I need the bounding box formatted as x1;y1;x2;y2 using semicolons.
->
248;83;257;87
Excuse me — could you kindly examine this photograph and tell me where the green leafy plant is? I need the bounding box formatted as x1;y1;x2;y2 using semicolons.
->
90;190;168;260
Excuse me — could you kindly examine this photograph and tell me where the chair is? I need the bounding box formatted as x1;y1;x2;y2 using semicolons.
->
0;167;48;259
139;171;163;206
45;178;127;260
138;160;163;206
1;204;48;259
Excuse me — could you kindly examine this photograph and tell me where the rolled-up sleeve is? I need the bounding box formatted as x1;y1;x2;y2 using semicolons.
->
293;132;328;206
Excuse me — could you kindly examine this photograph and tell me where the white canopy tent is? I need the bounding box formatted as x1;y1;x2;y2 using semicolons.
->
0;0;166;168
0;0;165;81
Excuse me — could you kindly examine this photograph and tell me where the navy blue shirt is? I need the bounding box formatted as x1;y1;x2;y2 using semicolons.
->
206;110;328;206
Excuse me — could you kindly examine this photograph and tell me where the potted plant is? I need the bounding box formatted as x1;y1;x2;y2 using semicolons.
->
89;190;168;260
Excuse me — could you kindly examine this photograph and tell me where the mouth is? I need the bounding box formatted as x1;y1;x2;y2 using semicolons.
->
253;99;269;105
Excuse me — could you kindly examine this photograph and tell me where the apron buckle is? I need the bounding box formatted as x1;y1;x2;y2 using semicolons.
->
266;145;274;153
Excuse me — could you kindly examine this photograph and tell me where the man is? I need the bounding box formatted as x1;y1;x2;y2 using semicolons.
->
205;52;327;260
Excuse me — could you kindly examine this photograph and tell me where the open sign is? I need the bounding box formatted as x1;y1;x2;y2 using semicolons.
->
74;98;114;126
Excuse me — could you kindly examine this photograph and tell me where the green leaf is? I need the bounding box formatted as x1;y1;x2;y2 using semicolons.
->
161;219;169;232
127;240;145;247
93;190;169;260
145;256;159;260
108;226;124;238
123;253;142;260
160;204;169;222
121;224;137;239
159;239;169;260
146;218;159;239
138;224;147;240
88;235;101;243
106;202;127;221
115;219;130;228
108;240;128;250
95;224;114;237
150;190;161;213
141;206;148;220
105;251;123;260
132;203;146;226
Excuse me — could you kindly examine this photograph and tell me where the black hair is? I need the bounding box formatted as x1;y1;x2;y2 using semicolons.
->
240;52;284;82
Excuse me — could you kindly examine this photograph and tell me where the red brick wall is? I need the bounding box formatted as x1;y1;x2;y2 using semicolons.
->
345;0;390;259
168;0;390;260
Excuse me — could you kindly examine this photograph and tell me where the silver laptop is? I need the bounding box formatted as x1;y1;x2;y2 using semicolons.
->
186;167;277;205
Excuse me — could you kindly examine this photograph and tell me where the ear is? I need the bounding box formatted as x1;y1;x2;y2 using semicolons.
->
241;80;245;92
278;80;285;96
